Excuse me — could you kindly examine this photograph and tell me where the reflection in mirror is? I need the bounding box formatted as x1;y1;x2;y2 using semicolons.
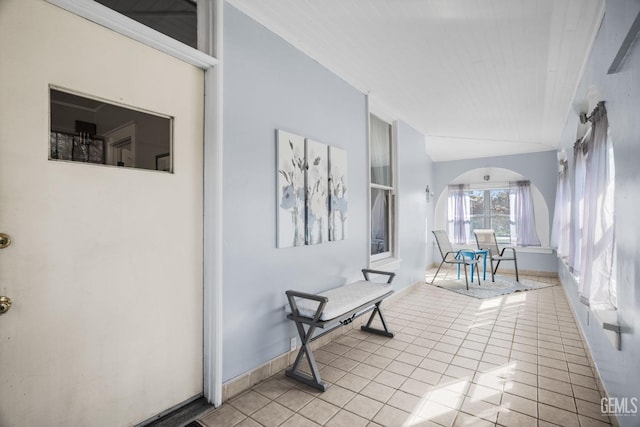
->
49;88;172;172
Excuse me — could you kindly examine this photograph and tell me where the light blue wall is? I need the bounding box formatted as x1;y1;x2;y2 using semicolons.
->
431;151;558;272
557;1;640;424
223;4;367;381
396;121;433;287
223;5;430;381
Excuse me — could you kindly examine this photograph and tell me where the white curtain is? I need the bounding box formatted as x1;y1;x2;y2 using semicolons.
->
510;181;541;246
578;104;616;309
448;184;469;244
371;190;387;242
370;115;391;186
551;158;571;257
568;135;588;276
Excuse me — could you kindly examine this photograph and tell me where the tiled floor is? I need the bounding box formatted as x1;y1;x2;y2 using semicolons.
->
199;268;612;427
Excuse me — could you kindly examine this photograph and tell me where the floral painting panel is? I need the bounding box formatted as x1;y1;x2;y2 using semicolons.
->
277;130;306;248
305;139;329;245
329;146;348;241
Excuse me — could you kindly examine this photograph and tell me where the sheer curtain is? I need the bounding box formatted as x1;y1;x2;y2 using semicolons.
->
370;115;391;186
568;134;588;276
448;184;469;244
510;181;541;246
371;189;387;250
578;104;616;309
551;158;571;257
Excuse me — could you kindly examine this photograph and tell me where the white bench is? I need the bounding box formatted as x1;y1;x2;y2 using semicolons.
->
285;269;395;391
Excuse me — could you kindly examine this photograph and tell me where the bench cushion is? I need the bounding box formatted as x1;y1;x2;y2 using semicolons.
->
292;280;393;321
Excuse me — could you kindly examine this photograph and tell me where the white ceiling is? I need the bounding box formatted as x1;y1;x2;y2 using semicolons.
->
226;0;604;161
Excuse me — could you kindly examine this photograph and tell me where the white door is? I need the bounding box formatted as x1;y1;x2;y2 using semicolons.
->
104;122;136;167
0;2;204;426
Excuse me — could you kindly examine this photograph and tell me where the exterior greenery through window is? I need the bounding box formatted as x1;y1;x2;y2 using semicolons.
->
448;183;540;247
370;114;394;259
469;189;511;243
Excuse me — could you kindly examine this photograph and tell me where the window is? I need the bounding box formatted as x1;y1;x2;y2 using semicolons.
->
94;0;198;49
566;102;616;309
370;114;395;259
50;87;173;172
448;182;540;246
469;189;511;243
449;187;511;244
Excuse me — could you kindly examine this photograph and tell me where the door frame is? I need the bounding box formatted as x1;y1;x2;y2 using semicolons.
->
103;121;136;167
45;0;224;407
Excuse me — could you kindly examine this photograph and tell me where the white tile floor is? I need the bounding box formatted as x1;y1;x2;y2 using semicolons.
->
199;268;612;427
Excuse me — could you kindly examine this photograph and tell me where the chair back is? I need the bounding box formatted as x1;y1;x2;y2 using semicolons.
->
432;230;454;259
473;229;500;254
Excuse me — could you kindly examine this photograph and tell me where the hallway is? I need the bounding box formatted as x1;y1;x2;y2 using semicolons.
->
198;269;610;426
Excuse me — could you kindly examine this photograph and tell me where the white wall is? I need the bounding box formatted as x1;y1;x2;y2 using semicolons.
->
396;121;432;287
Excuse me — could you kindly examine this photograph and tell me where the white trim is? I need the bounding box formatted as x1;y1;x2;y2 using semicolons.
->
366;95;373;264
202;0;224;408
371;252;393;263
368;104;398;264
371;257;403;272
370;183;394;191
368;95;397;126
391;121;399;259
46;0;218;69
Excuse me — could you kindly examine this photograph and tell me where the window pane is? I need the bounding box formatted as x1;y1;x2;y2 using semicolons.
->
50;88;172;172
491;215;511;239
490;189;510;215
489;189;511;240
370;115;392;186
371;188;390;255
95;0;197;49
469;190;484;216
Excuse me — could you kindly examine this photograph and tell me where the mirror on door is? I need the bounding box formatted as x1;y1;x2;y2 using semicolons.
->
49;87;173;172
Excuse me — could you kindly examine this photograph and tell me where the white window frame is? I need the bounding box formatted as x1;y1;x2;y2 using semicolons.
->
466;187;512;244
368;111;397;263
45;0;224;407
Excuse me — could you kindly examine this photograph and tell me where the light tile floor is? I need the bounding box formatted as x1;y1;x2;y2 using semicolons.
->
199;268;612;427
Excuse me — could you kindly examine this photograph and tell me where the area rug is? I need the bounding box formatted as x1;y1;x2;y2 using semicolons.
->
430;275;556;299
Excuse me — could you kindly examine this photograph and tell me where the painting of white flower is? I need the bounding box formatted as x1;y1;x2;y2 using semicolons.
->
305;139;329;245
277;130;306;248
328;146;348;241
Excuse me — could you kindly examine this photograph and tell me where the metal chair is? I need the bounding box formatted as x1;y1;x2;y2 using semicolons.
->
432;230;481;290
473;229;519;282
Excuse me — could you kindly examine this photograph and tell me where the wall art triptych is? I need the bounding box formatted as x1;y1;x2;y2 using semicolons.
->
277;130;348;248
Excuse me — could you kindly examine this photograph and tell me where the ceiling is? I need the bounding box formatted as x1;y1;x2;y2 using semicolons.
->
227;0;604;161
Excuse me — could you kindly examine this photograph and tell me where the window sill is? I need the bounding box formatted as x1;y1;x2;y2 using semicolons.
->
370;257;402;272
455;244;554;254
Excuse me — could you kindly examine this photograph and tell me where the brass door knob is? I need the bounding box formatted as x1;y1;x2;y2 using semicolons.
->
0;296;11;315
0;233;10;249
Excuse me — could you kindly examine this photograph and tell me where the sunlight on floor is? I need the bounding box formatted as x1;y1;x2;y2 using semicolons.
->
199;268;611;427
